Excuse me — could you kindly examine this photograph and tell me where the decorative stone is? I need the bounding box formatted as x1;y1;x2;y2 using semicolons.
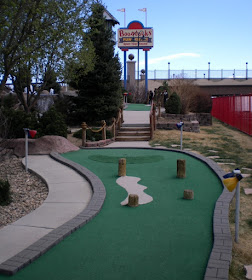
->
244;188;252;195
184;189;194;200
128;194;139;207
244;265;252;280
177;159;186;178
118;158;126;177
128;54;134;60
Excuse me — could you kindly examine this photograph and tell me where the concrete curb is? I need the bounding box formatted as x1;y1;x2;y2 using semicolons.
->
0;152;106;275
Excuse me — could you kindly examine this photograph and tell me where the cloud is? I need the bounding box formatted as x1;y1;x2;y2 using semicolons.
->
148;53;200;65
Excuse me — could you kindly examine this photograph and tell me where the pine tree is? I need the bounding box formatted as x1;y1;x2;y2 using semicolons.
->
73;2;122;124
165;92;182;114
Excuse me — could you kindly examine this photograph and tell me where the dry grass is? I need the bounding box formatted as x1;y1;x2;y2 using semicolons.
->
150;118;252;280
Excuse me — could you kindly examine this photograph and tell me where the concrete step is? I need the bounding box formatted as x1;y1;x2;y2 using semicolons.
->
115;135;150;141
120;127;150;131
121;124;150;128
117;131;150;136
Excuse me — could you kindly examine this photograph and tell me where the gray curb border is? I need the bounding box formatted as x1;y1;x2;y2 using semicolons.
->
0;148;235;279
0;152;106;275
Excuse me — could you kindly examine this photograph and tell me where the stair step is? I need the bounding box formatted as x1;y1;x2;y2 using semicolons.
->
115;136;150;141
117;131;150;136
121;124;150;128
120;127;150;131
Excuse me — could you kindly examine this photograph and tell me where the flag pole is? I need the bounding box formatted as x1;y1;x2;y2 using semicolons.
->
124;9;126;27
145;8;147;26
117;8;126;27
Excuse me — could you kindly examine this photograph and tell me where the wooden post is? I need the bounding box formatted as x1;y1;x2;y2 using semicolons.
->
150;113;153;139
128;194;139;207
184;189;194;200
81;122;87;147
158;102;161;118
118;158;126;176
101;120;106;140
112;117;116;139
177;159;186;178
118;110;121;130
153;104;156;130
120;106;124;123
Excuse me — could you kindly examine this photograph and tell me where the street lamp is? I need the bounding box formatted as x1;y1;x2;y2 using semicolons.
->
246;62;248;80
168;62;170;80
208;62;210;80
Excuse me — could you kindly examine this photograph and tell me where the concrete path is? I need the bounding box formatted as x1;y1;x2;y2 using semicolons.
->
123;109;150;124
0;155;92;266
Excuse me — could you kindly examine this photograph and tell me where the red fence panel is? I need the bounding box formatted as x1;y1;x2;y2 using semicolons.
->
211;94;252;136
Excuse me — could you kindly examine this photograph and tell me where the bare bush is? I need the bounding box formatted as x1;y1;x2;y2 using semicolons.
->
127;84;147;103
169;79;199;114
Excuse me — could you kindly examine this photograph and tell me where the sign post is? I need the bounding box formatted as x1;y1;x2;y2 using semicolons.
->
118;21;153;95
23;128;37;172
223;169;243;243
176;122;184;150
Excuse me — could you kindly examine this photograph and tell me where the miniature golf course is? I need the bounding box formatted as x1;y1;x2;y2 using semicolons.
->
0;148;223;280
124;103;151;111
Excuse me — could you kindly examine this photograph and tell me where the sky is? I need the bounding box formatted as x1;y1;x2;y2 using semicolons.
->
103;0;252;72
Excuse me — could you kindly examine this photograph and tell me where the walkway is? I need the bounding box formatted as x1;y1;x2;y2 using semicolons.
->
0;153;105;275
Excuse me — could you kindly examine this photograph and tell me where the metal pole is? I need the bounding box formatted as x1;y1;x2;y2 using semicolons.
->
124;51;127;89
24;128;28;172
145;50;148;100
168;62;170;80
180;126;183;150
208;62;210;80
235;181;240;243
137;34;140;94
246;62;248;80
145;9;147;27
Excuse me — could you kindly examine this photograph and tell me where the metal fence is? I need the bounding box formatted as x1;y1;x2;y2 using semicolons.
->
211;95;252;135
122;69;252;80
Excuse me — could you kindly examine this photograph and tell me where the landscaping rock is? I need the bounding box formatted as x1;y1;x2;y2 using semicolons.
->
244;265;252;280
4;135;79;157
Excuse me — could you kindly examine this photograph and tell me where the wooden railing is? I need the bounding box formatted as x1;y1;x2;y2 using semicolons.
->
81;107;124;147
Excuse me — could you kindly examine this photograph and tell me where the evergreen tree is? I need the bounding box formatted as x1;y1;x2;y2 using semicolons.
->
72;1;122;124
165;92;182;114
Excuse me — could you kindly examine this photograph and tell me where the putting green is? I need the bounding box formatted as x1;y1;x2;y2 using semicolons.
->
124;103;151;111
1;149;222;280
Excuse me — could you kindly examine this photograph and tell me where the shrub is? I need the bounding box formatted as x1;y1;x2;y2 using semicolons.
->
2;108;38;138
37;107;67;138
0;179;11;206
165;92;182;114
191;91;212;113
73;128;112;141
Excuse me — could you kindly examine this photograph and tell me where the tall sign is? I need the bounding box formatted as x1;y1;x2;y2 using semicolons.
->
117;21;154;96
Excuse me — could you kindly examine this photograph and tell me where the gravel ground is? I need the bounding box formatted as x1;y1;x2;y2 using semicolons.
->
0;156;48;229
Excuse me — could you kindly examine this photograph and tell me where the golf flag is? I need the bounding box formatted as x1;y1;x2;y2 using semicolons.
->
138;8;147;12
176;122;184;129
117;8;125;12
28;129;37;138
223;173;243;192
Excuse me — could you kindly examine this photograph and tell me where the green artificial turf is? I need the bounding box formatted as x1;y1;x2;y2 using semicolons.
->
124;103;151;111
0;149;222;280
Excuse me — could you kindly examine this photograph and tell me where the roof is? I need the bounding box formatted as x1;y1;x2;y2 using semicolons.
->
103;8;119;25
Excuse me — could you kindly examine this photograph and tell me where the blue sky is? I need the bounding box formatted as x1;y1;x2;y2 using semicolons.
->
104;0;252;71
